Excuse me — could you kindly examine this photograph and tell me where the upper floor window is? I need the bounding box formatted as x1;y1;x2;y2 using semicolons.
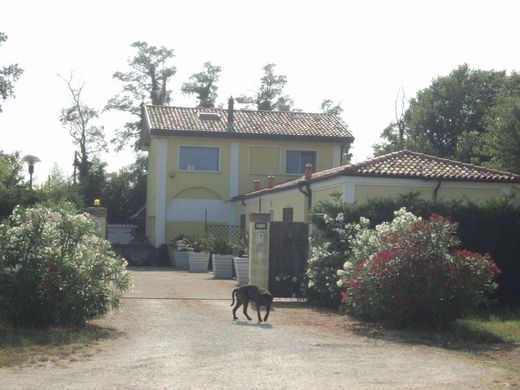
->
285;150;316;174
179;146;219;172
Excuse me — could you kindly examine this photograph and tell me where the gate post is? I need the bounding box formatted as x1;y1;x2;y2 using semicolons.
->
248;213;271;289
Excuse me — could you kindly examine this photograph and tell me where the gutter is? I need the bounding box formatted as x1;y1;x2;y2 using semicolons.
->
298;181;312;209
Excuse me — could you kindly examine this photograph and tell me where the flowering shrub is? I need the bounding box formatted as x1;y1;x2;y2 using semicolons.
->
0;204;131;327
338;209;500;327
305;212;360;306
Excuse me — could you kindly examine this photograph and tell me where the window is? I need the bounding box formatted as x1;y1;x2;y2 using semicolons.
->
179;146;219;171
285;150;316;174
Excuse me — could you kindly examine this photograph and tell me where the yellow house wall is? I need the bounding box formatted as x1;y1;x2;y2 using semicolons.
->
355;183;507;203
146;134;342;243
237;140;337;194
313;186;344;204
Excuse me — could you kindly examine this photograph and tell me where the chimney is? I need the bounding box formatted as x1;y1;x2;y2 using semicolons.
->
227;96;235;132
253;179;260;191
267;176;274;188
304;163;313;181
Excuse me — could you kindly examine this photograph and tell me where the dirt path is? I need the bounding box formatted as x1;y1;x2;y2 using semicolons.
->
0;268;518;389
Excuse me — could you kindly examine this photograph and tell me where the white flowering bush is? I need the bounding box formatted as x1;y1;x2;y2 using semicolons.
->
0;204;131;327
305;212;360;306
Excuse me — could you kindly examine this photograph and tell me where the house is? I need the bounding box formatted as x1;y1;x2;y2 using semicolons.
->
231;150;520;223
140;98;353;247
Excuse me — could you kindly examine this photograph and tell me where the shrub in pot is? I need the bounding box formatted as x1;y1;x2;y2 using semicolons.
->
208;235;234;279
183;234;209;273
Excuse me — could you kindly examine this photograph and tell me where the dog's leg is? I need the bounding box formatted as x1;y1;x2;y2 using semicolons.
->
263;302;271;322
243;300;253;321
232;300;242;320
256;299;263;322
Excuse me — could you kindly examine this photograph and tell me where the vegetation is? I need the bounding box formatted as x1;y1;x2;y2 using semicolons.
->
181;62;222;108
312;192;520;306
374;64;520;173
0;204;131;327
0;32;23;112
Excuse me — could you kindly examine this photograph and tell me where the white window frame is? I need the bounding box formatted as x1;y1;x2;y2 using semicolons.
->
284;149;318;175
178;145;221;173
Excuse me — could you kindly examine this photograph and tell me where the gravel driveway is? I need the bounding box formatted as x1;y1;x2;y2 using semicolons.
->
0;268;518;389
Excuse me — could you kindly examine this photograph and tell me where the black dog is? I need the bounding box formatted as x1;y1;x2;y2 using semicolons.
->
231;285;273;322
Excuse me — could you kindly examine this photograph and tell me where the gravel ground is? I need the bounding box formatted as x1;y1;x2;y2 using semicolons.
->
0;268;518;389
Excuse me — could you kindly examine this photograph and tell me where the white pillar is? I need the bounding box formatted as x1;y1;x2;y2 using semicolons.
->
343;182;356;204
229;142;240;198
332;144;342;167
154;139;167;247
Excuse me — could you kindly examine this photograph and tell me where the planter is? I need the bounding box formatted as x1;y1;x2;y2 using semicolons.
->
212;254;234;279
234;256;249;286
188;252;210;273
174;250;189;270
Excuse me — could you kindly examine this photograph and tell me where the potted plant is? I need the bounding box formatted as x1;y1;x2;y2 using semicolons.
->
208;235;234;279
232;234;249;286
169;235;190;270
184;234;210;273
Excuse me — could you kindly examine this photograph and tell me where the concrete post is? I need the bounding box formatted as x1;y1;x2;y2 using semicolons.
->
248;213;271;289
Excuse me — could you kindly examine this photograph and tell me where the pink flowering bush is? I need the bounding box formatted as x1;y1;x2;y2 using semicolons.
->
0;204;131;327
340;209;500;327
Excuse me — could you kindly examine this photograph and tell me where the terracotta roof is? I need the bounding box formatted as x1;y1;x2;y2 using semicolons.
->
142;105;353;143
232;150;520;201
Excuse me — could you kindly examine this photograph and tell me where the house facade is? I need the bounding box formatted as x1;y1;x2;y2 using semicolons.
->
232;150;520;223
140;99;353;246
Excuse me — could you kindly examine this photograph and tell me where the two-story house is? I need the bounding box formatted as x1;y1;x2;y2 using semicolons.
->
140;98;353;247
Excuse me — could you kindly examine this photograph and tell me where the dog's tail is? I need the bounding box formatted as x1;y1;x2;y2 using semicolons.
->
230;288;238;306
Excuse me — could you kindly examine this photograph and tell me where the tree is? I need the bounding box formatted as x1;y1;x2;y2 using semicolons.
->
321;99;344;118
59;74;107;193
101;155;147;223
236;63;294;111
39;164;83;207
374;65;517;162
484;95;520;173
0;32;23;112
181;62;221;108
0;151;41;218
373;89;408;156
107;41;176;151
320;99;351;164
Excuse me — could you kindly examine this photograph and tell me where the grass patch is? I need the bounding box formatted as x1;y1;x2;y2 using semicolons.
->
453;308;520;344
0;322;120;367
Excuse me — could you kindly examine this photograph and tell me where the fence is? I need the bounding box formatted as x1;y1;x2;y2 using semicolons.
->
205;224;244;241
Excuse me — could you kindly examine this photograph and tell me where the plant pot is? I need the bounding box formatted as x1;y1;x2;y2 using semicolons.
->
174;250;189;270
212;254;234;279
234;256;249;286
188;252;209;273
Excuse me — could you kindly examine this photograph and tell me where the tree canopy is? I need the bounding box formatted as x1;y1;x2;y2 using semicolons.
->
0;32;23;112
237;63;294;111
373;64;520;173
181;62;221;108
106;41;176;151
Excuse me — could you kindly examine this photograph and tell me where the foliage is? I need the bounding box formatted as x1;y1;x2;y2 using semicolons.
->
312;193;520;306
0;32;23;112
0;151;42;219
373;64;520;169
38;165;83;208
484;95;520;173
101;155;147;224
178;234;208;253
0;204;131;327
59;74;107;186
336;209;500;328
181;62;221;108
236;63;294;111
106;41;176;151
231;233;248;257
206;234;233;255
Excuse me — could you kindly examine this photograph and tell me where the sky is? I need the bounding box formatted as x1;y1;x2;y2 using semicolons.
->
1;0;519;185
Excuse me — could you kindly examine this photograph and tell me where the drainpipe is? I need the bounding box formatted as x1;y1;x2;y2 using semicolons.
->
433;180;442;201
298;163;313;209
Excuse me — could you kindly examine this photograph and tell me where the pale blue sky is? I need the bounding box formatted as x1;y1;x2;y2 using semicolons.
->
1;0;519;183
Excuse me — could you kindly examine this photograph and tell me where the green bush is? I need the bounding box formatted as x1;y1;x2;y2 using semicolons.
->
0;204;131;327
313;192;520;306
339;210;500;328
